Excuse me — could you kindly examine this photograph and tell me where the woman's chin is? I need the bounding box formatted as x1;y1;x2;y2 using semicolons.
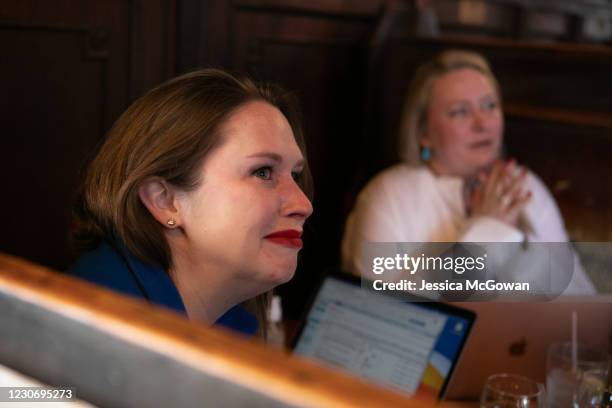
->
276;270;295;285
466;153;500;174
263;259;297;285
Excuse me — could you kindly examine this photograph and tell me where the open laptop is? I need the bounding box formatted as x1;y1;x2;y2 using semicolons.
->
445;297;612;399
291;272;476;400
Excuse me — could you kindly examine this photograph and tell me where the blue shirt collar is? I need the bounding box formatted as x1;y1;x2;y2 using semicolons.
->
101;241;259;336
115;242;188;314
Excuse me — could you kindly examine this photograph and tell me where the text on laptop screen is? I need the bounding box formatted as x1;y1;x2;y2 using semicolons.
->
294;276;471;398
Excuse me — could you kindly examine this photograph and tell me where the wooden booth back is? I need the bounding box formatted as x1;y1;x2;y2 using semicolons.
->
0;251;429;408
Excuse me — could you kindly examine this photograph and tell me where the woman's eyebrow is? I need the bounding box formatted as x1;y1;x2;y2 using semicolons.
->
246;152;282;162
247;152;305;168
479;93;497;101
446;99;469;108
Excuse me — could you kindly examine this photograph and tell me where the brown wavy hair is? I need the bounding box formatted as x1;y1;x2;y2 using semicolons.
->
73;68;313;337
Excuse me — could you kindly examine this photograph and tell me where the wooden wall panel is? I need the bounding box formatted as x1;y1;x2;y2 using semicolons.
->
0;0;176;270
0;23;108;268
505;119;612;241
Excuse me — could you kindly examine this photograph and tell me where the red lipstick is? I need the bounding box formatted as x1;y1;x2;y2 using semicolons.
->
264;230;303;249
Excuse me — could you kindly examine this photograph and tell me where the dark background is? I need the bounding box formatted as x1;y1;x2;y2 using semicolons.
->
2;0;611;318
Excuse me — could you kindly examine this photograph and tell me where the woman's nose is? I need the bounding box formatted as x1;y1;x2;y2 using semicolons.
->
281;177;313;220
472;110;486;131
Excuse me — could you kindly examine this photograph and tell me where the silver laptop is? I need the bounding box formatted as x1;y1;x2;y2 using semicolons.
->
445;296;612;398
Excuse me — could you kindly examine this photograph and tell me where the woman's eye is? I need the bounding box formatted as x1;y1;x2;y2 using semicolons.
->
483;100;499;111
449;107;468;117
253;166;273;180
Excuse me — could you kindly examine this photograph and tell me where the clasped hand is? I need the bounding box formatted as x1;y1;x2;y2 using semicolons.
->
468;160;532;227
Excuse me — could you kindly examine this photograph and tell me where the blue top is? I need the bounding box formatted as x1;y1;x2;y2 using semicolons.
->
68;242;258;336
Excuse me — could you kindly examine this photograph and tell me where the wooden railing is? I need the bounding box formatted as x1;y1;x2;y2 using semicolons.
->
0;252;457;408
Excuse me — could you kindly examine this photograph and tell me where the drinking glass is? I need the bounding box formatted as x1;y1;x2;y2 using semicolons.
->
575;368;609;408
546;342;610;408
480;373;545;408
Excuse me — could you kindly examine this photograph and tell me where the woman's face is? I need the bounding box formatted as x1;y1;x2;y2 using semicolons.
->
176;101;313;291
421;68;503;178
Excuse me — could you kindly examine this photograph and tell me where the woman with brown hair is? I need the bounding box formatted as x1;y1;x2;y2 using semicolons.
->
70;69;313;336
342;50;594;295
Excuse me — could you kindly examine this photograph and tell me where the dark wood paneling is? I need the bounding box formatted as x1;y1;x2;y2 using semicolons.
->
237;0;382;17
129;0;176;99
1;1;176;270
505;119;612;241
0;23;109;270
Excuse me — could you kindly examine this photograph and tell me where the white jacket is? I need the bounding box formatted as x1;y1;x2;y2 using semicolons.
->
342;164;595;295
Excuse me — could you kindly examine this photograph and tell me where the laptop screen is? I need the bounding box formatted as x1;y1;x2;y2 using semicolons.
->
293;274;475;399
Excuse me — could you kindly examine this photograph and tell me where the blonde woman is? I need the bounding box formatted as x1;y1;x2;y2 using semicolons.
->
342;50;594;295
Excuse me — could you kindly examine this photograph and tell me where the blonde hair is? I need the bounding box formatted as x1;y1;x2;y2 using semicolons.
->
73;68;312;337
398;50;501;164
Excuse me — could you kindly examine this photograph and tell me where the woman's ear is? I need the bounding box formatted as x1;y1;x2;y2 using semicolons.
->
419;128;433;149
138;178;181;228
